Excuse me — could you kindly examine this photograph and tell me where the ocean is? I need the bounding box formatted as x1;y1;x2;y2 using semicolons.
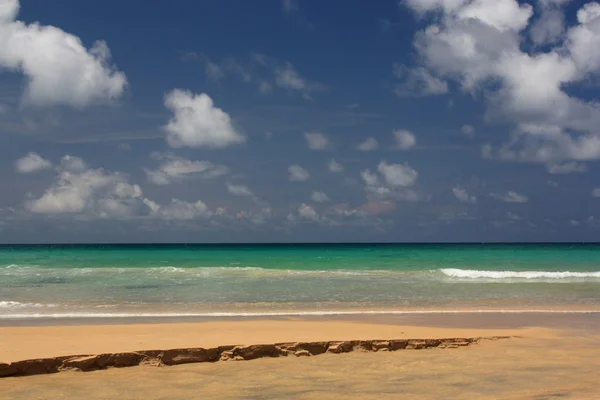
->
1;243;600;319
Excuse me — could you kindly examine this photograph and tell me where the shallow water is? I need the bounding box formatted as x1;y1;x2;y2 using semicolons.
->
2;243;600;318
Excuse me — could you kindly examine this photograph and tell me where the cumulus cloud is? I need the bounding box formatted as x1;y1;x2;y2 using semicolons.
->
310;191;330;203
163;89;245;148
226;182;253;197
288;164;310;181
152;199;212;220
356;137;379;151
144;153;229;185
26;155;149;217
14;152;52;174
297;203;320;222
393;64;448;97
361;161;420;202
490;191;529;203
393;129;417;150
0;0;127;107
452;186;477;204
328;159;344;172
304;132;331;150
402;0;600;165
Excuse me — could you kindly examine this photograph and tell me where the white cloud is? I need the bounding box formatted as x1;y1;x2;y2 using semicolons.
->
328;158;344;172
152;199;212;220
297;203;319;222
393;64;448;97
546;161;587;174
461;124;475;138
0;0;127;108
490;191;529;203
288;164;310;181
14;152;52;174
304;132;330;150
393;129;417;150
311;191;330;203
452;186;477;204
226;182;253;197
361;161;420;202
26;155;148;217
356;137;379;151
144;153;229;185
402;0;600;165
377;161;418;187
163;89;245;148
592;188;600;198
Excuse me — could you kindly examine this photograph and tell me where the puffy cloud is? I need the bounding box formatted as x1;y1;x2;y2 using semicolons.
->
361;161;421;202
452;186;477;204
226;182;253;197
0;0;127;107
546;161;587;174
377;161;418;187
461;124;475;138
163;89;245;148
490;191;529;203
14;152;52;174
304;132;330;150
356;137;379;151
328;159;344;172
152;199;212;220
144;153;229;185
26;155;148;217
592;188;600;198
530;7;565;45
297;203;320;222
402;0;600;165
393;129;417;150
393;64;448;97
288;164;310;181
310;191;330;203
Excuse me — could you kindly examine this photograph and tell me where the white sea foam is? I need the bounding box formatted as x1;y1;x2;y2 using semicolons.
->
0;301;55;309
0;309;599;319
440;269;600;280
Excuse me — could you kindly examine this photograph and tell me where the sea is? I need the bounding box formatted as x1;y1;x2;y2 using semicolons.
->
1;243;600;320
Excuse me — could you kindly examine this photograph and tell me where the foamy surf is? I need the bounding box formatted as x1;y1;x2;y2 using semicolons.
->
0;309;599;319
440;269;600;280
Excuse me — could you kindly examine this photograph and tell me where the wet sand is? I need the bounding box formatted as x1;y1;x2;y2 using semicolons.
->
1;313;599;399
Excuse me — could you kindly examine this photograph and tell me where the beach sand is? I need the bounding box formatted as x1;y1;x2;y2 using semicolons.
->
1;313;599;399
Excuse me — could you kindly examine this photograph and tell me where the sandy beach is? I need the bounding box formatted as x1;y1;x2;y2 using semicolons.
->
1;313;600;399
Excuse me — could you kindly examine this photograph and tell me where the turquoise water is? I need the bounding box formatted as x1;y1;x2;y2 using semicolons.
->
1;244;600;318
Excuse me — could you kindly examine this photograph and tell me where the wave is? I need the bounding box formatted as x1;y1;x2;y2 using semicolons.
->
440;269;600;280
0;301;56;309
1;309;599;319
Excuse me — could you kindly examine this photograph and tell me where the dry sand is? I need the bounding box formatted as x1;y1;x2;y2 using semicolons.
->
1;314;599;399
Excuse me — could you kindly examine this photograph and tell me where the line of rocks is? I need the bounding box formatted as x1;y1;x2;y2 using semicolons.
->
0;336;510;378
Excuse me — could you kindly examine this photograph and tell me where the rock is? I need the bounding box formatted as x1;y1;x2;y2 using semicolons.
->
294;350;311;357
372;341;390;351
233;344;282;360
160;348;217;365
389;340;408;351
327;341;353;354
284;342;329;355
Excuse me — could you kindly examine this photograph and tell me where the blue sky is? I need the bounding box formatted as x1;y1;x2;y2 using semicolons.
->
1;0;600;243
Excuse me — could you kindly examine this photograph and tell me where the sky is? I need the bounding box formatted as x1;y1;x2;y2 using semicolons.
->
1;0;600;243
